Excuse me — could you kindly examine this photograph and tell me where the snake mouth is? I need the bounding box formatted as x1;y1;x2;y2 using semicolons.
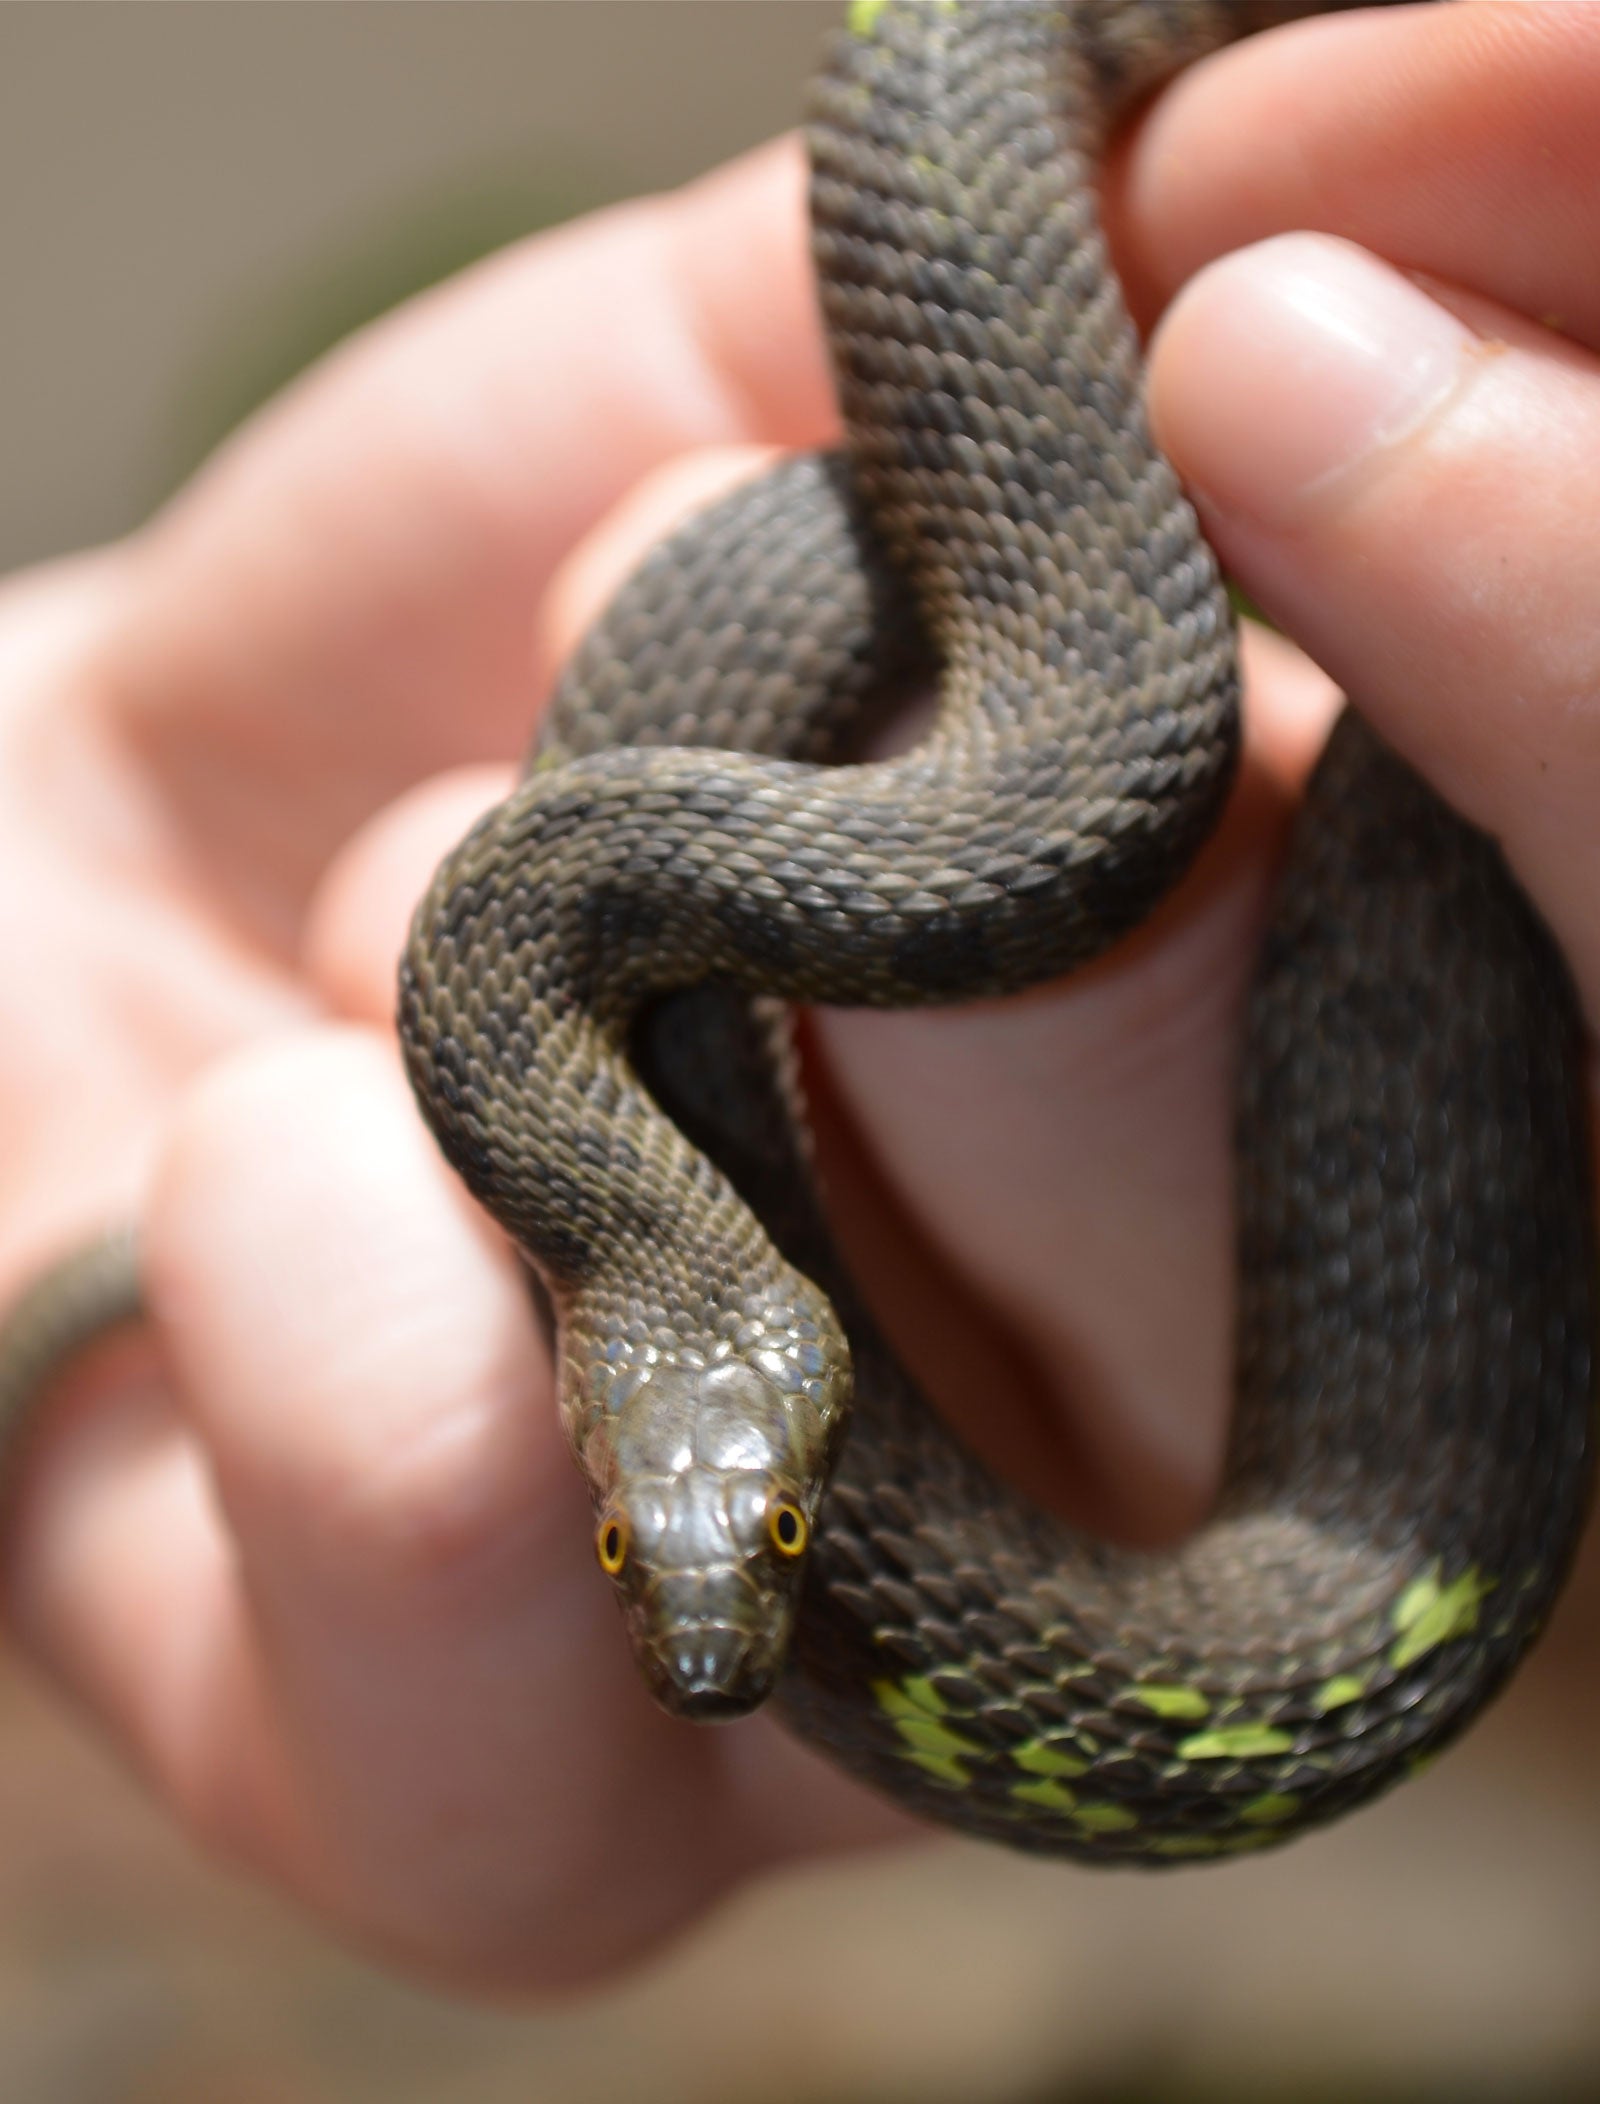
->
668;1681;766;1724
643;1619;784;1723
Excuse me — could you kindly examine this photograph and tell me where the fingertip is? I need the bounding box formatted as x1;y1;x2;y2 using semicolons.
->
1235;621;1342;795
304;766;512;1024
104;135;831;942
668;135;833;450
1148;235;1473;532
1110;4;1600;344
534;444;782;691
145;1024;556;1594
1152;229;1600;1000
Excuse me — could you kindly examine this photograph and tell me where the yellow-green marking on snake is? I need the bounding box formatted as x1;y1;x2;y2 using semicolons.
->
1;1;1594;1867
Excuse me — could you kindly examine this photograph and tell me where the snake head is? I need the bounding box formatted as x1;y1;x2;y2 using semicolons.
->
589;1357;839;1721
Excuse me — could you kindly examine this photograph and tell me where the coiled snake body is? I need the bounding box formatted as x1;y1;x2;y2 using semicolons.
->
7;0;1596;1863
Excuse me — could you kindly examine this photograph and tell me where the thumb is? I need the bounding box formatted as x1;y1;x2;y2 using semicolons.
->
1149;231;1600;1012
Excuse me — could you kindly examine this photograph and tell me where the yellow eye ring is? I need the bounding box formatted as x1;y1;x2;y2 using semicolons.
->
768;1499;808;1558
596;1514;629;1576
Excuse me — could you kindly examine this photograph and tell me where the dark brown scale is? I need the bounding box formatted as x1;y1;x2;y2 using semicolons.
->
394;0;1595;1856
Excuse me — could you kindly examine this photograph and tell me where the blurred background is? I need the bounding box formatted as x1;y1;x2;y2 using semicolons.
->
2;5;1597;2100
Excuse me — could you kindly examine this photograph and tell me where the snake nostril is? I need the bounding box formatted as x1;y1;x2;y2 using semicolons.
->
655;1626;777;1722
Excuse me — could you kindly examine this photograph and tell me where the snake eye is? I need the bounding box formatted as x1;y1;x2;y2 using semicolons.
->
596;1515;629;1576
767;1498;808;1558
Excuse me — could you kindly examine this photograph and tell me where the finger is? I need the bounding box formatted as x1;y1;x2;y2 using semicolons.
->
1;1340;300;1874
303;766;512;1027
1107;3;1600;343
304;447;779;1028
106;140;826;946
149;1022;639;1974
142;1024;893;1985
1149;231;1600;1010
532;443;786;701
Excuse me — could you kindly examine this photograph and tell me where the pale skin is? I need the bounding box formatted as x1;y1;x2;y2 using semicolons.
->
0;2;1595;1995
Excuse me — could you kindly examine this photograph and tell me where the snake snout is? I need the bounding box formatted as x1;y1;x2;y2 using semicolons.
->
638;1569;792;1722
658;1627;777;1722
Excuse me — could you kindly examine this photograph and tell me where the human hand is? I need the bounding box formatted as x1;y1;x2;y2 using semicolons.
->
1;0;1594;1996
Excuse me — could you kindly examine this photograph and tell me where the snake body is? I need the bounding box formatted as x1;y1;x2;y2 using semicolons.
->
393;0;1597;1858
5;0;1595;1864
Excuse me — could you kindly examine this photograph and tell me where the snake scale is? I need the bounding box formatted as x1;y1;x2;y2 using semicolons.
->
4;0;1595;1866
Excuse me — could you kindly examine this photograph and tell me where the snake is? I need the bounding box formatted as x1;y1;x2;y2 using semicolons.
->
2;0;1594;1867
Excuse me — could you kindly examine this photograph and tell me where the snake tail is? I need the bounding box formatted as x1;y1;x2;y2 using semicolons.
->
0;1227;142;1475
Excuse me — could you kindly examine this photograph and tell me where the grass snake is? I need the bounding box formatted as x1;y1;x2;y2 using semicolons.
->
5;0;1596;1865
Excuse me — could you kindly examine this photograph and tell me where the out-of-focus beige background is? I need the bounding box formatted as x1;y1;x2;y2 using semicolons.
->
2;0;834;573
1;6;1597;2101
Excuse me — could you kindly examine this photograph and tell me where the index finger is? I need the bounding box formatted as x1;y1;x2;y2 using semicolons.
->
105;139;831;948
1106;3;1600;342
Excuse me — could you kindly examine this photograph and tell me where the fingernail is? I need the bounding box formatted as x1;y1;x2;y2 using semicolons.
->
1151;234;1473;526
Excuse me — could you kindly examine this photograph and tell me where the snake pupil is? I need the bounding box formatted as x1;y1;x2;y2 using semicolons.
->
770;1503;805;1555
